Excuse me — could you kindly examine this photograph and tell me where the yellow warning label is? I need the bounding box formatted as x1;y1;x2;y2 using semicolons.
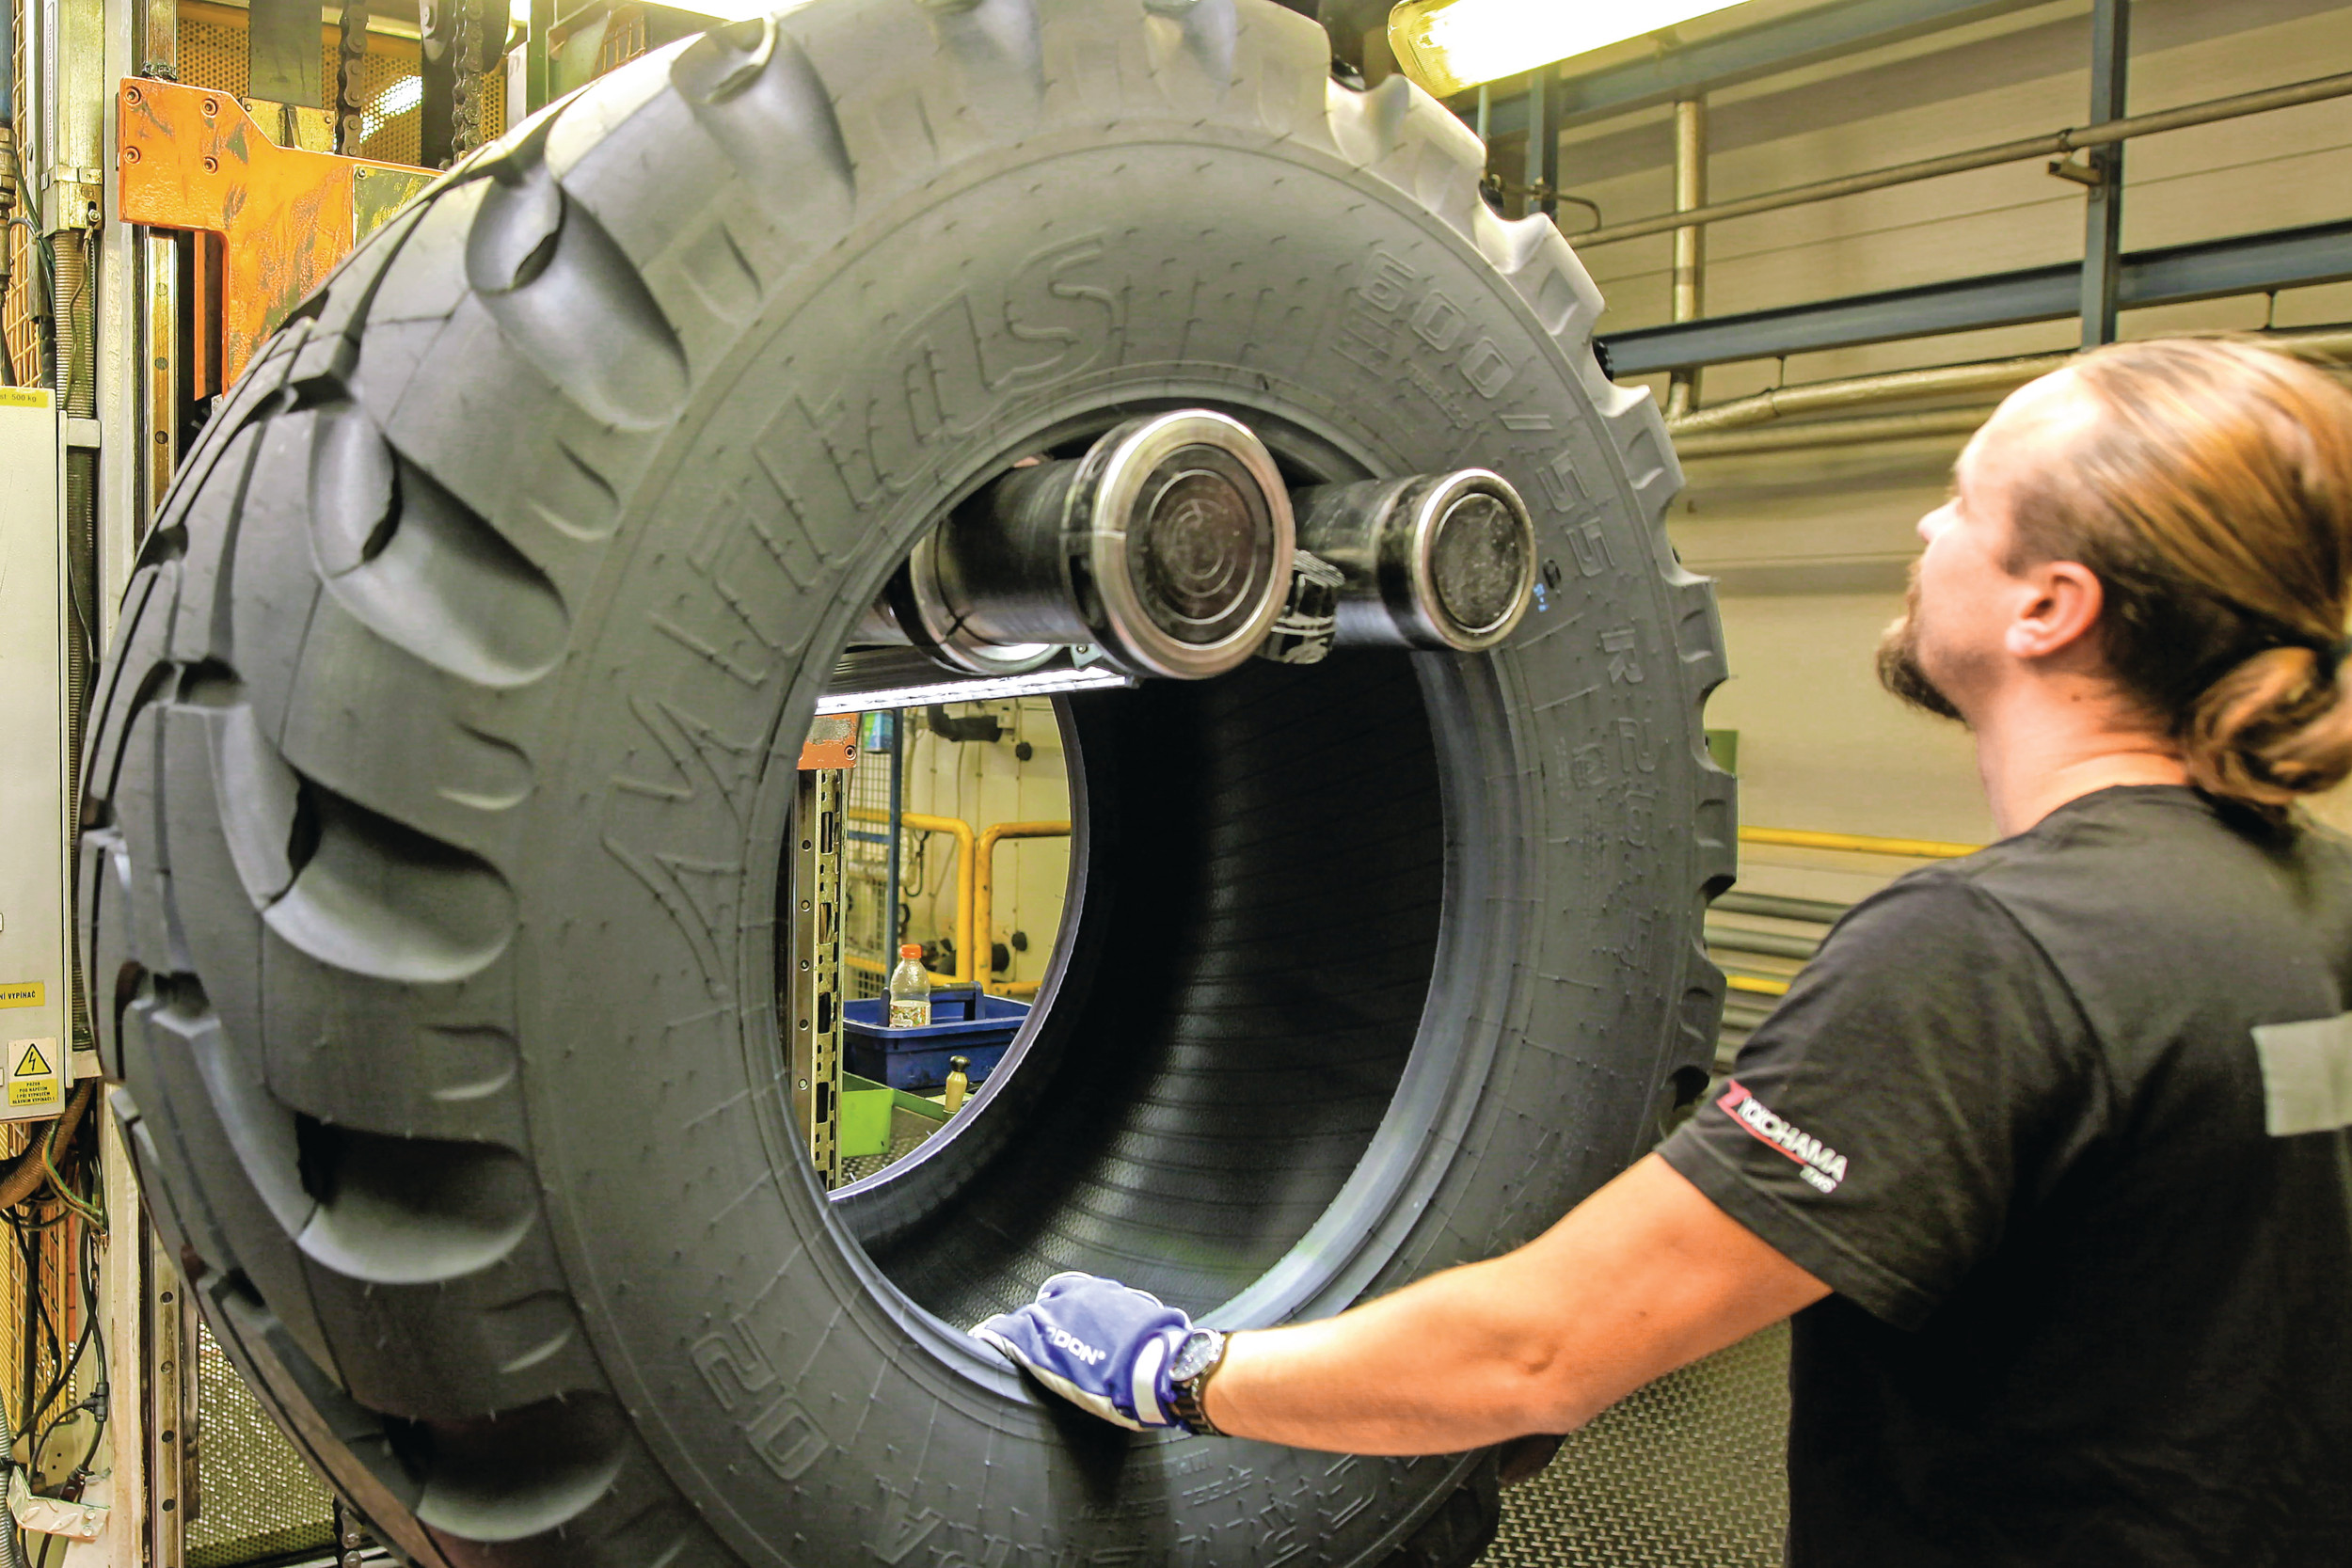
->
0;388;50;409
0;985;41;1009
6;1038;60;1114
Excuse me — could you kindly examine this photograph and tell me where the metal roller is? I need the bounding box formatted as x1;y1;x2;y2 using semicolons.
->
889;410;1295;681
1292;469;1535;652
862;590;1062;679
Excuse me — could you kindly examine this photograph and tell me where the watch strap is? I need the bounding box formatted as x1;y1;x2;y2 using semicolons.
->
1168;1328;1230;1436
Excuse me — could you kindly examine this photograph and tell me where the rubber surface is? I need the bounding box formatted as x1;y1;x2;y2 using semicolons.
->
850;656;1445;1327
77;3;1735;1563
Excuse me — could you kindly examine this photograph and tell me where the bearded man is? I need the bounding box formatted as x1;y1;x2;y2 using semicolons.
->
972;339;2352;1567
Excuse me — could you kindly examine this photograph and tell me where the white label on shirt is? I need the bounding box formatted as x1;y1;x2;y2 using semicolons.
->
2251;1012;2352;1137
1716;1079;1850;1193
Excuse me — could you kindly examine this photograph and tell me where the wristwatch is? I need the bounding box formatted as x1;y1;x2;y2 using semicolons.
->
1168;1327;1230;1436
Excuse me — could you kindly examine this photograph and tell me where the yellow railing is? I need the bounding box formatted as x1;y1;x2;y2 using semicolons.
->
838;813;1073;993
847;808;974;985
1721;826;1981;1002
1739;826;1979;860
974;821;1072;996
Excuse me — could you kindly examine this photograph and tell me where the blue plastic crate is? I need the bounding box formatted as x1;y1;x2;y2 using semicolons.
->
842;988;1030;1093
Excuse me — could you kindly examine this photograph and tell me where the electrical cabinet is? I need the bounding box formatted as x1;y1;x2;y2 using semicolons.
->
0;393;72;1120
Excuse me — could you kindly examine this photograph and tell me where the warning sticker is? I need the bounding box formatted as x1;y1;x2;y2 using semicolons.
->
0;984;41;1009
6;1038;61;1115
0;388;50;409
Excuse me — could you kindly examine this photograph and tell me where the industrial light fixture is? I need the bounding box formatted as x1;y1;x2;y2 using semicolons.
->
638;0;789;23
815;663;1132;717
1388;0;1751;98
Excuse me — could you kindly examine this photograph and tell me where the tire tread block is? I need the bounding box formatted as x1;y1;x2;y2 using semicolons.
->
123;993;341;1374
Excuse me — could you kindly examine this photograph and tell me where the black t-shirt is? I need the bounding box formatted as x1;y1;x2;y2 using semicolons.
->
1659;785;2352;1567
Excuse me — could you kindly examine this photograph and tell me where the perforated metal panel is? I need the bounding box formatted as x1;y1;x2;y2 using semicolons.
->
1480;1324;1790;1567
187;1322;335;1568
172;15;249;93
175;7;504;167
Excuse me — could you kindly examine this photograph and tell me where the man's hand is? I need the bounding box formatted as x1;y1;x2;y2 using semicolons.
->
971;1159;1827;1454
972;1273;1196;1433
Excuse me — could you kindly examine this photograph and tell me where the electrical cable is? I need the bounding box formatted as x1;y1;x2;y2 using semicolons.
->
12;1171;109;1568
0;214;24;391
33;1133;98;1233
60;1230;106;1491
11;1103;103;1448
23;1254;93;1448
0;1335;21;1568
1554;191;1604;232
56;220;85;409
8;1217;63;1431
2;132;53;390
0;1208;24;1568
6;1212;33;1568
57;216;102;682
0;211;48;393
0;1085;94;1213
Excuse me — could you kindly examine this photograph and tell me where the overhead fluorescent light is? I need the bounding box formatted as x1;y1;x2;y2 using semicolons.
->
642;0;794;23
1389;0;1751;99
815;663;1132;716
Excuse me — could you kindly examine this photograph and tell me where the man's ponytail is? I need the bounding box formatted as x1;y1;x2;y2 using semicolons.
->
2185;643;2352;810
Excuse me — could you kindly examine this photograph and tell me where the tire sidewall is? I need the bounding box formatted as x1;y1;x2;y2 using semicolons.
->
515;124;1704;1566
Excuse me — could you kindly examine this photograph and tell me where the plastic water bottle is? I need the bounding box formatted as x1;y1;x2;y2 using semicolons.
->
887;944;930;1030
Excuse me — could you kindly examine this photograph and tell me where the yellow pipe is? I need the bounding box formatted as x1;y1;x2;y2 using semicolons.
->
974;821;1072;995
1740;826;1979;860
1726;974;1791;997
847;808;976;983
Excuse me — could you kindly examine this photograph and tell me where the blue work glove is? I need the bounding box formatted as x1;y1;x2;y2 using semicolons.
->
971;1273;1192;1432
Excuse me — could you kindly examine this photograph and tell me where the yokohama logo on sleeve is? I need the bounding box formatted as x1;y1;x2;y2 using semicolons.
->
1716;1081;1849;1194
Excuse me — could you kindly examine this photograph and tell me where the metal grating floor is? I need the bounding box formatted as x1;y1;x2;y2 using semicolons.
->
1480;1323;1789;1567
189;1323;336;1568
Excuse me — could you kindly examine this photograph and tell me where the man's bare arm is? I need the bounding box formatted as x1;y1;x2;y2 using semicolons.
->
1201;1154;1828;1453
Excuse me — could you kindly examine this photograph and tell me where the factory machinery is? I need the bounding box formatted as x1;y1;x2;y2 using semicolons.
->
12;0;1734;1563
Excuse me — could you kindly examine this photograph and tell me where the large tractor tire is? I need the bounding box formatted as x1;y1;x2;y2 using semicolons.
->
79;1;1733;1563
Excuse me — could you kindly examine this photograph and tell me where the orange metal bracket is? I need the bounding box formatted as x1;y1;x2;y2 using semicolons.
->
116;78;435;391
798;714;862;771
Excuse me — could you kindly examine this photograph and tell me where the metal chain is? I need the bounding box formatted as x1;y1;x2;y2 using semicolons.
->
449;0;483;165
338;0;371;156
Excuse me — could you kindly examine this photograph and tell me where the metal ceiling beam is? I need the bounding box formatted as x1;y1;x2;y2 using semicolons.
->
1599;219;2352;375
1465;0;2047;139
